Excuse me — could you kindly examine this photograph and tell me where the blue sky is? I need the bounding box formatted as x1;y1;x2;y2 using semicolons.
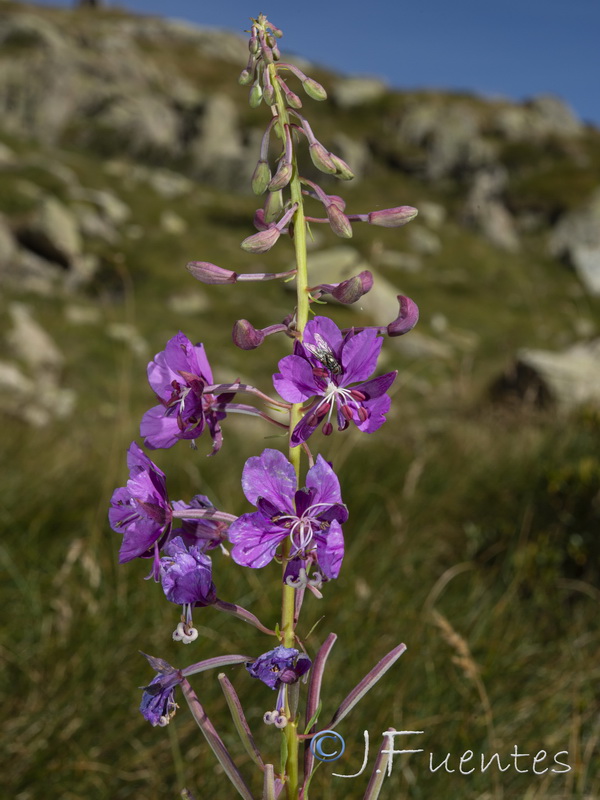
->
31;0;600;126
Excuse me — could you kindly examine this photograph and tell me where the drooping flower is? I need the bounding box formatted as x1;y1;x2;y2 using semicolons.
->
160;536;217;608
247;645;312;728
109;442;172;565
247;646;312;689
139;654;182;727
228;449;347;584
273;317;397;446
140;332;231;454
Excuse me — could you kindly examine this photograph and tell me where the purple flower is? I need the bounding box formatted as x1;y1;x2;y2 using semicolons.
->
170;495;227;551
160;536;217;608
140;332;230;454
247;646;311;690
228;449;347;582
273;317;397;446
109;442;172;564
139;654;182;727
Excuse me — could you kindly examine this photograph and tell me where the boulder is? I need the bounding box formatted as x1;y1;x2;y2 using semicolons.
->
17;196;82;268
331;76;388;109
549;187;600;295
492;340;600;409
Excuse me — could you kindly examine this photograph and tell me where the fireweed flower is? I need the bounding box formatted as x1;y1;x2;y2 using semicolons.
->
109;442;172;567
273;317;397;446
228;449;347;587
139;654;182;727
247;645;312;727
160;536;217;643
140;332;230;454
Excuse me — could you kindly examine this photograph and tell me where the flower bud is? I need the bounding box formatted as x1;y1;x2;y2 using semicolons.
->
249;84;263;108
268;161;292;192
309;142;337;174
302;78;327;101
332;270;373;303
285;89;302;109
387;295;419;336
264;190;284;223
329;153;355;181
251;160;271;195
328;195;346;211
241;226;281;254
238;68;253;86
186;261;238;284
368;206;419;228
327;204;353;238
272;43;281;61
263;83;275;105
232;319;265;350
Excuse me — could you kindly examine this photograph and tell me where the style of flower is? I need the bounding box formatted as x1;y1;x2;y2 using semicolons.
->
139;654;182;727
109;442;172;565
140;332;232;454
228;449;347;584
247;645;312;728
273;317;397;446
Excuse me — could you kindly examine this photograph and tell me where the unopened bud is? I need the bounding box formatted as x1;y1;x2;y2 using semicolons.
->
251;160;271;195
263;83;275;105
248;36;259;55
249;84;263;108
328;195;346;211
309;142;337;174
302;78;327;101
327;204;353;238
268;161;292;192
232;319;265;350
329;153;355;181
285;89;302;109
272;43;281;61
239;68;253;86
264;190;284;223
368;206;419;228
241;226;281;254
387;295;419;336
186;261;238;284
332;270;373;303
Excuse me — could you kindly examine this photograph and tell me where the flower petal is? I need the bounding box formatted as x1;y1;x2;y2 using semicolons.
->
306;454;343;506
341;329;382;384
229;511;288;568
241;449;296;510
273;355;320;402
315;520;344;579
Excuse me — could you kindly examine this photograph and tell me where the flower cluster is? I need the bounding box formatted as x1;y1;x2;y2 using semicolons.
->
109;13;416;797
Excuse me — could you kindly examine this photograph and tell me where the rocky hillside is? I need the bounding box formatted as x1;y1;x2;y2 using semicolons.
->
1;0;600;424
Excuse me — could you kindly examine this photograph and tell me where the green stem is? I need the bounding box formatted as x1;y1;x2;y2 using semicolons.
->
270;62;310;800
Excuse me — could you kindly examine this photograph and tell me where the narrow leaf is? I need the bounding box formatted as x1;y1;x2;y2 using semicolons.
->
214;599;276;635
182;654;250;677
219;673;265;771
329;643;407;728
303;633;337;781
362;728;396;800
180;678;254;800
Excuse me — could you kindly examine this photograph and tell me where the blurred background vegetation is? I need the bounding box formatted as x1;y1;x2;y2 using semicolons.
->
0;2;598;798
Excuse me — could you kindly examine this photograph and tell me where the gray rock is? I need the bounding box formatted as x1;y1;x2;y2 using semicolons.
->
95;93;181;158
331;76;388;109
73;204;119;244
70;188;130;226
493;95;582;141
106;322;149;358
19;196;82;267
0;215;17;274
189;94;245;187
407;224;441;255
493;340;600;409
549;187;600;295
375;250;422;273
417;201;446;229
463;168;520;252
7;302;64;370
0;141;16;166
160;210;187;235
